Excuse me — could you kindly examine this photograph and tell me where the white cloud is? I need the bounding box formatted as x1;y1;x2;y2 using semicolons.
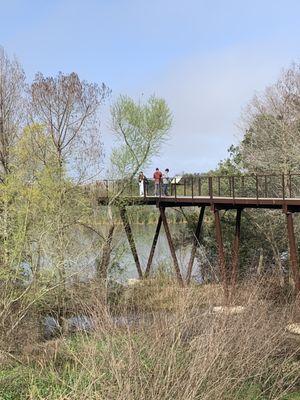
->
100;37;300;176
142;42;298;174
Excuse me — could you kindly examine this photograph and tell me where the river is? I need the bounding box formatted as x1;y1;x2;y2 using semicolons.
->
36;222;195;284
110;222;192;281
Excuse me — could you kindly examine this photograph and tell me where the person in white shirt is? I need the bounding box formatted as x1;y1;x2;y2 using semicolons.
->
162;168;170;196
138;171;145;197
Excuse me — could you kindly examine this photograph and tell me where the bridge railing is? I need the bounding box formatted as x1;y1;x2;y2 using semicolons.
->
93;173;300;199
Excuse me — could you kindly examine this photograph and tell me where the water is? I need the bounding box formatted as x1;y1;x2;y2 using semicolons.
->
111;223;192;281
42;223;198;339
35;222;194;284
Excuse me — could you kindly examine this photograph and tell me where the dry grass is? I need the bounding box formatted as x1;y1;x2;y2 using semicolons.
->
0;278;300;399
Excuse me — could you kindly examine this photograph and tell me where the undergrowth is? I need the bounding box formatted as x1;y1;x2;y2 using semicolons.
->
0;277;300;399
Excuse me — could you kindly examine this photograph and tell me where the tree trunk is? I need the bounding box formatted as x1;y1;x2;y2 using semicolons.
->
98;223;115;280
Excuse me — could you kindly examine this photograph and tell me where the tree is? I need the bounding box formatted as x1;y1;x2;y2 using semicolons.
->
0;47;25;178
98;95;172;279
26;73;110;321
216;145;244;175
0;48;25;274
237;64;300;285
240;63;300;174
110;95;172;182
29;71;110;180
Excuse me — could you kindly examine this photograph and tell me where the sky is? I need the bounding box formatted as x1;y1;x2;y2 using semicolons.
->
1;0;300;176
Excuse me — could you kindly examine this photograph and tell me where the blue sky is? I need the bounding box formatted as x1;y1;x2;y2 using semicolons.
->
1;0;300;175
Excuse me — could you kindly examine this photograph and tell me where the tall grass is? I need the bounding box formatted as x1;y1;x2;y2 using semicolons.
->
0;277;300;399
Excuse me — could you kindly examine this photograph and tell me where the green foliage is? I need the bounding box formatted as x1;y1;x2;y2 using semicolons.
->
110;95;172;178
0;122;105;339
216;144;244;175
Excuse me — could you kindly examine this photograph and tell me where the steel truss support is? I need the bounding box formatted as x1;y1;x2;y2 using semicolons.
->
159;206;184;286
286;211;300;292
213;208;229;298
186;206;206;284
120;206;143;279
230;208;242;289
145;215;162;277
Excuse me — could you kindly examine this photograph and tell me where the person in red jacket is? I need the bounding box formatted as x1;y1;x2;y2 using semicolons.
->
153;168;162;196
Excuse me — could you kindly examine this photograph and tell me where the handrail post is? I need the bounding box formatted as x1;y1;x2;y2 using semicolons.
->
184;178;186;196
232;176;235;199
209;176;213;201
228;176;232;197
218;176;221;196
199;177;201;196
288;173;292;198
264;175;267;198
242;176;245;197
255;174;259;201
191;177;194;198
282;174;285;200
174;178;177;199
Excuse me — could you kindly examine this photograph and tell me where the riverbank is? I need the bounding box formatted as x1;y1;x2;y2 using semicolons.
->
1;277;300;399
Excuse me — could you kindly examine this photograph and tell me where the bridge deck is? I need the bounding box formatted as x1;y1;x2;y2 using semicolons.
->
98;195;300;211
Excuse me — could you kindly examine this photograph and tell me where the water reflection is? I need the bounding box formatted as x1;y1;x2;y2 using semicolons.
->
112;223;192;281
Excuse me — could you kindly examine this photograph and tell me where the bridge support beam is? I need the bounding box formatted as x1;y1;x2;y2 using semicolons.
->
144;214;162;277
213;208;229;299
159;206;184;286
120;206;143;279
186;206;206;284
230;208;242;289
286;211;300;292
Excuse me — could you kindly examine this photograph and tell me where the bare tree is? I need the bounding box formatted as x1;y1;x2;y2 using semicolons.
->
241;63;300;174
29;71;110;180
0;47;25;178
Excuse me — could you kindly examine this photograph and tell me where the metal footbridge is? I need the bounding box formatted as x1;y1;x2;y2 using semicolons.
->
95;173;300;294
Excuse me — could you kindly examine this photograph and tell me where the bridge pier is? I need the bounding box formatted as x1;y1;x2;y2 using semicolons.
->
286;211;300;292
230;208;242;289
119;205;185;285
159;206;184;286
186;206;206;284
145;214;162;277
120;206;143;279
213;208;229;299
